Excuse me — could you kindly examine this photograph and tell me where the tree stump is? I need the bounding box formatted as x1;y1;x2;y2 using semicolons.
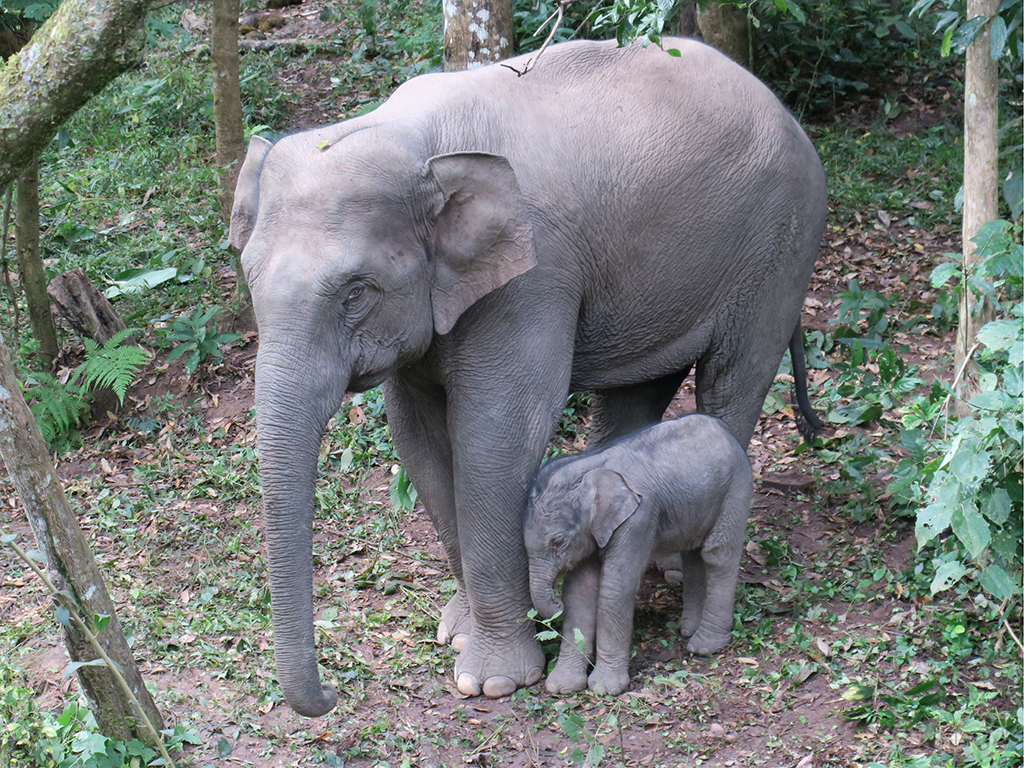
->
47;268;126;345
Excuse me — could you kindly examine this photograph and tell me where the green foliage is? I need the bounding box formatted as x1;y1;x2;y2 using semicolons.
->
842;678;946;730
79;329;150;405
19;329;148;451
911;0;1022;62
0;692;195;768
913;222;1023;599
0;0;58;24
160;306;241;377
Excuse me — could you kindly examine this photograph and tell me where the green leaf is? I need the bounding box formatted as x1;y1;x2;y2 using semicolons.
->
979;564;1017;599
55;606;71;627
104;267;178;299
930;261;960;288
842;682;875;701
1;534;16;544
216;737;233;757
990;14;1009;59
62;658;108;681
941;25;955;56
536;629;559;642
977;320;1022;355
389;466;418;512
950;500;992;558
949;448;992;486
1003;169;1023;219
93;614;111;633
981;488;1012;524
930;559;967;595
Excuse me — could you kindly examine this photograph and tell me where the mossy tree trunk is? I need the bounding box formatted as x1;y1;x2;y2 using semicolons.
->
696;2;753;69
0;334;164;740
211;0;253;315
443;0;513;72
0;0;152;189
15;161;59;369
955;0;999;415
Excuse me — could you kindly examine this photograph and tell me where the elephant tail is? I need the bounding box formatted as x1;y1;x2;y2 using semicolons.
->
789;325;824;446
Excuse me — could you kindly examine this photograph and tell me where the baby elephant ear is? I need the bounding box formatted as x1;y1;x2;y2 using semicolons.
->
426;152;537;335
579;468;642;549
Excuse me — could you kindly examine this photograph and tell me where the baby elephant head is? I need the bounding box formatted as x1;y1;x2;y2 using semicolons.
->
525;465;642;619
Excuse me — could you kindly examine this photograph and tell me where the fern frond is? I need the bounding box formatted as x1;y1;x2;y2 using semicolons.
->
77;329;150;404
25;374;88;450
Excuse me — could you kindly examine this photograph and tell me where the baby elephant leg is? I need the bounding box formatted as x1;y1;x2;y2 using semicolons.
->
686;487;749;655
678;549;706;638
588;553;647;696
546;557;598;695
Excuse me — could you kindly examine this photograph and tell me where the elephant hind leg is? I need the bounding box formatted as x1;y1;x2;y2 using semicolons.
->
383;376;472;649
589;367;692;447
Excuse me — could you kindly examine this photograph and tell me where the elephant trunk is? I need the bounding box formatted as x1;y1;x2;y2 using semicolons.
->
255;340;348;717
530;565;563;620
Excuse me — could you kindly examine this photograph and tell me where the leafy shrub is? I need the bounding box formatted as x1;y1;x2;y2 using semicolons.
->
22;329;149;452
159;306;241;377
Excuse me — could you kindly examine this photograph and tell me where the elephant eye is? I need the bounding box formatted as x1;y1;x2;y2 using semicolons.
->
346;284;364;302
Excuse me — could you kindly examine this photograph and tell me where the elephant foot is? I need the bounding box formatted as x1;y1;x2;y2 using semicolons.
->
453;632;544;699
437;588;473;651
686;628;731;655
587;662;630;696
679;608;702;638
546;656;589;695
656;553;685;585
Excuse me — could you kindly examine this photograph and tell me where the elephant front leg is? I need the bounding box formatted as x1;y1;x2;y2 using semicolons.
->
588;551;648;696
383;377;472;651
546;556;599;695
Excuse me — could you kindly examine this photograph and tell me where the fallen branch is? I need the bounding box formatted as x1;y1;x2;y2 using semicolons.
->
502;0;574;77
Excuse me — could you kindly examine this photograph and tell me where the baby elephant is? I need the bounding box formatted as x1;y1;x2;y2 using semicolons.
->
525;414;753;696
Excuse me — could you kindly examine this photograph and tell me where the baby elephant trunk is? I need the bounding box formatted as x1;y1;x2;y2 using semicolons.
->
529;566;563;620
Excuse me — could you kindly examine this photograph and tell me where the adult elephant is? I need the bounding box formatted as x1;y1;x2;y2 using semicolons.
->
230;37;826;717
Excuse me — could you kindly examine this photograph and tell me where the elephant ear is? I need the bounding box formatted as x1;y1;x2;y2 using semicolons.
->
426;152;537;335
228;135;274;251
579;468;642;549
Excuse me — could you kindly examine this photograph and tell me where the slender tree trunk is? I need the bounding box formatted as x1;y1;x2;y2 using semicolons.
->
15;161;59;369
0;0;152;189
0;332;164;740
211;0;252;315
696;2;753;69
443;0;512;72
212;0;245;222
956;0;999;415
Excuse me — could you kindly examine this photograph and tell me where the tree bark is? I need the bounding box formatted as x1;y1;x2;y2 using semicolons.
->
443;0;513;72
696;2;753;69
15;161;59;369
47;267;127;345
0;0;152;189
956;0;999;415
212;0;245;223
0;332;164;740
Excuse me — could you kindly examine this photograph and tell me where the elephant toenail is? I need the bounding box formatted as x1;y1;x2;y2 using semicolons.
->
456;672;482;696
525;666;543;686
482;675;517;698
451;633;470;652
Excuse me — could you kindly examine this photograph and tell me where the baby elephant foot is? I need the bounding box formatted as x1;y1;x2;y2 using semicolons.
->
454;634;544;698
587;662;630;696
437;589;473;651
679;607;702;639
686;627;732;655
545;656;589;695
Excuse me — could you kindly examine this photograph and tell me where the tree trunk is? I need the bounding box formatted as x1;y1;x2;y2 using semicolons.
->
443;0;513;72
47;267;128;345
956;0;999;415
0;332;164;740
15;161;59;369
212;0;245;223
0;0;152;189
696;2;753;69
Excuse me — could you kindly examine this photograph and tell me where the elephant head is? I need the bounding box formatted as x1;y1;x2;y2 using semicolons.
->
525;465;642;620
230;131;537;717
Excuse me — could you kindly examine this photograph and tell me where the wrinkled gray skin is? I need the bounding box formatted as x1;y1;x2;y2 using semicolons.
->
229;37;826;717
525;415;753;696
